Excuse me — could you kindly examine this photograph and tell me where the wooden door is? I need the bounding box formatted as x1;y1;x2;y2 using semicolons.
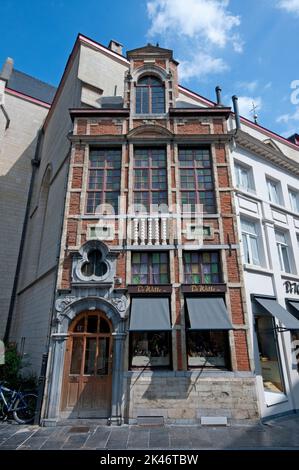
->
61;311;113;418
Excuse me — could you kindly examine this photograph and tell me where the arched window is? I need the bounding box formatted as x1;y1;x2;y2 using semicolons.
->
136;76;165;114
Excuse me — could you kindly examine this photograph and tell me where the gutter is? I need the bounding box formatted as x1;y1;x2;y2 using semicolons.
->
3;129;43;343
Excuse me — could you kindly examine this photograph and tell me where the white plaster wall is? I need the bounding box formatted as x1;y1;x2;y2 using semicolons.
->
78;44;128;98
231;140;299;416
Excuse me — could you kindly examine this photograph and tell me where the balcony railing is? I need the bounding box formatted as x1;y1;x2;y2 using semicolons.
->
130;216;169;246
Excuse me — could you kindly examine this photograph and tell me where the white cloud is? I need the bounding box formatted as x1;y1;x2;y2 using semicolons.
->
147;0;241;49
237;96;262;119
236;80;258;93
146;0;242;81
277;0;299;16
180;53;229;81
276;107;299;123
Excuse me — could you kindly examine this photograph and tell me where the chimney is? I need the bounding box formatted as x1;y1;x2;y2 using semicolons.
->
108;40;123;56
215;86;222;106
0;57;14;82
232;95;241;130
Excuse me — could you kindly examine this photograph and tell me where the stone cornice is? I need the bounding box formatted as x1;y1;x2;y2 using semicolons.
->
233;129;299;175
68;133;232;144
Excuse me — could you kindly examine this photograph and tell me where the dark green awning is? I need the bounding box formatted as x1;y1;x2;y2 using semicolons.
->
255;297;299;330
186;297;233;330
129;297;171;331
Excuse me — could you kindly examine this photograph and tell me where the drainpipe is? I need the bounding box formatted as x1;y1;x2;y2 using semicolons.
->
3;129;43;343
215;86;222;106
232;95;241;130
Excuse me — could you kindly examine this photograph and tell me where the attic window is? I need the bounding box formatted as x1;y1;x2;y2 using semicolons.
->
136;76;165;114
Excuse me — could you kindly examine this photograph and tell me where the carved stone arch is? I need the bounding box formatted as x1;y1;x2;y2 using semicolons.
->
57;296;126;334
127;124;174;140
132;64;169;83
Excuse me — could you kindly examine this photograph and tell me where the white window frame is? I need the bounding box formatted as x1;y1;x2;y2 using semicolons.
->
289;188;299;213
266;177;281;205
235;162;254;192
241;219;261;266
275;230;291;273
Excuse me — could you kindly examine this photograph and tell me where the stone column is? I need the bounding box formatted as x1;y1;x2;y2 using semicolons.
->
109;332;127;425
42;333;68;426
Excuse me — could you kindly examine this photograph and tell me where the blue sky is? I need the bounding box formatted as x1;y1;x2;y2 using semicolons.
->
1;0;299;137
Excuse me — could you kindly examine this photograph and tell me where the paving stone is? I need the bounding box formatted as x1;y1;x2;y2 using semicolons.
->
18;436;50;450
149;429;170;449
0;431;36;450
106;428;129;449
127;429;149;449
62;434;90;449
84;428;111;449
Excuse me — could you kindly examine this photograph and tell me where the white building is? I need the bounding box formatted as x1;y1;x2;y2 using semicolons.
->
228;106;299;418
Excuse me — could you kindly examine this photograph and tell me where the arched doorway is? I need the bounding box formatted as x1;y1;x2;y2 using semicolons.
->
61;311;113;418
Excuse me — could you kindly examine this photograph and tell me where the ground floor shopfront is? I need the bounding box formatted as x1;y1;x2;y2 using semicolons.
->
41;284;259;426
245;272;299;419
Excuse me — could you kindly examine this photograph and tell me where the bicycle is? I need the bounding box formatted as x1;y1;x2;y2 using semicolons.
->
0;381;37;424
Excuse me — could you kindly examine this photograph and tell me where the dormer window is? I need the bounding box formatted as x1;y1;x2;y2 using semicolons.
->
136;76;165;114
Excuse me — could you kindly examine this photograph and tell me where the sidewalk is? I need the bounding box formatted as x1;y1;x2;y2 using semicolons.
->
0;414;299;450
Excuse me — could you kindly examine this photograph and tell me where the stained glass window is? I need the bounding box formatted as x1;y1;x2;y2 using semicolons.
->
131;252;169;284
183;251;221;284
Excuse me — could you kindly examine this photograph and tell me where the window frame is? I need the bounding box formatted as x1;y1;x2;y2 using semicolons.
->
183;251;222;285
235;161;254;192
275;230;291;273
289;188;299;213
133;147;168;211
131;251;170;285
241;219;261;266
86;148;121;214
129;330;172;370
186;329;231;370
135;75;165;114
266;177;282;205
178;147;216;214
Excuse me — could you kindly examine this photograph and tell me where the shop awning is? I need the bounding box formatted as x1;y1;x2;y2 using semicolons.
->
186;297;233;330
288;301;299;320
255;297;299;330
129;297;171;331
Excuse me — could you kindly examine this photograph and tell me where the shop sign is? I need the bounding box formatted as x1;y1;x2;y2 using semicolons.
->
284;281;299;295
181;284;227;293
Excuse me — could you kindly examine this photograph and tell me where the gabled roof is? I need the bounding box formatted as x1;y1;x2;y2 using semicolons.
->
127;43;178;64
7;69;56;104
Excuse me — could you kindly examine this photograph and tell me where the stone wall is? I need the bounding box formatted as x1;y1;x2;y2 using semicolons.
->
123;372;259;424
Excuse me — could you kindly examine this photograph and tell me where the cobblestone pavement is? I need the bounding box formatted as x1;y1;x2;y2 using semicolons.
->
0;414;299;450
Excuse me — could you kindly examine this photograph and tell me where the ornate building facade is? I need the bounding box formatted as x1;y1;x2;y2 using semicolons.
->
3;34;298;425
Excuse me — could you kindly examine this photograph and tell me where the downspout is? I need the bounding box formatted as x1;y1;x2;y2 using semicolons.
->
35;141;72;425
3;129;43;343
0;104;10;129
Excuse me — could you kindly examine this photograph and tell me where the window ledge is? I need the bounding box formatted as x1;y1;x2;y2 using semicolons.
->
281;272;299;281
132;113;168;119
243;263;272;275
